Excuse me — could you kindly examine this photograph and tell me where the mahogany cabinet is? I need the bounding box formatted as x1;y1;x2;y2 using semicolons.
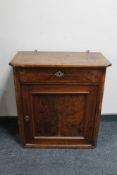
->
10;51;111;148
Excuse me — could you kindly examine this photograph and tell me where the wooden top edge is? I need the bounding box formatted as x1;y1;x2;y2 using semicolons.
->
9;51;112;68
9;64;112;68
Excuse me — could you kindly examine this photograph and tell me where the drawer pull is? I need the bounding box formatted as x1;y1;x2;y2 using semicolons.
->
24;115;30;122
55;71;64;77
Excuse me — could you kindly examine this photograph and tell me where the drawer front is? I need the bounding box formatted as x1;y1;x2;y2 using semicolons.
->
19;68;101;84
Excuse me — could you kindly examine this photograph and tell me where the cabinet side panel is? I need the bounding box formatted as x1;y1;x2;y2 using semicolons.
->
92;69;106;145
13;68;25;145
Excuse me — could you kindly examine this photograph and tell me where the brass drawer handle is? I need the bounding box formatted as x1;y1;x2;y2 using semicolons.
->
55;71;64;77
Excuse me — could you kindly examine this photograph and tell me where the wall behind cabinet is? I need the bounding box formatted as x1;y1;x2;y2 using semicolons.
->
0;0;116;116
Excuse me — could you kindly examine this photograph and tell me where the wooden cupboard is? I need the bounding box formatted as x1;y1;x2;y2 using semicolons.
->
10;51;111;148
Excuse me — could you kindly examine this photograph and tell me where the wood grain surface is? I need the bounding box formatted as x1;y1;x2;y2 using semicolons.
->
10;51;111;148
10;51;111;68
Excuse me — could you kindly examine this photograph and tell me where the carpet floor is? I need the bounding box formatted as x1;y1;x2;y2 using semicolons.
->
0;119;117;175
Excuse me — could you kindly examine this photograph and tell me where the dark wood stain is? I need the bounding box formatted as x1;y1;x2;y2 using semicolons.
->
10;51;111;148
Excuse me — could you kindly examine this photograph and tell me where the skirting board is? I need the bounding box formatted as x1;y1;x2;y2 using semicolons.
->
0;114;117;122
101;114;117;121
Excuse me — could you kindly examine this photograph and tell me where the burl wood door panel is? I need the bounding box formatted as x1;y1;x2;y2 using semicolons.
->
22;84;98;147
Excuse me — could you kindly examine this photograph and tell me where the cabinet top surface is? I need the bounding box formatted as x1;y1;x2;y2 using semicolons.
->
10;51;111;68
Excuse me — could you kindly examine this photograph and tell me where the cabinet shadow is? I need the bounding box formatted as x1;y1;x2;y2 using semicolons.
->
0;68;19;143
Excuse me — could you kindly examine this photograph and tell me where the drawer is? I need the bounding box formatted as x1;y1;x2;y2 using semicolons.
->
19;68;102;84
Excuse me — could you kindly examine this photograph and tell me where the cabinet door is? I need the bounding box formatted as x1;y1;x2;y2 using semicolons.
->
22;84;98;147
